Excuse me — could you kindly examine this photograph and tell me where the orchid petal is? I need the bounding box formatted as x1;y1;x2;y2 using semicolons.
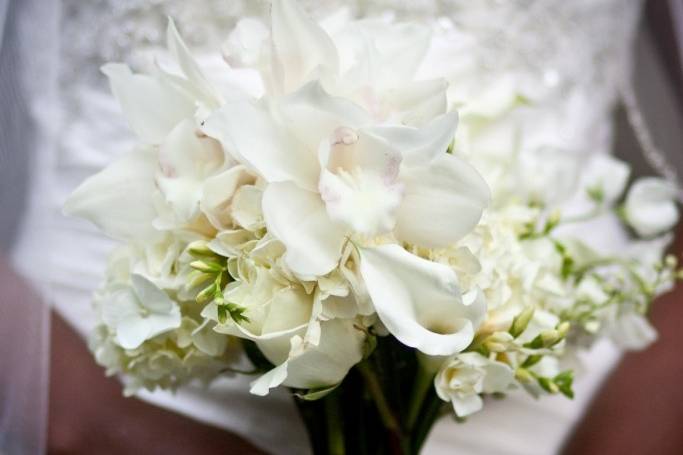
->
395;153;490;247
368;112;458;166
280;81;370;152
271;0;339;93
203;100;319;190
63;148;158;241
101;63;194;144
156;119;224;222
383;78;448;126
166;18;220;106
318;129;404;235
262;182;347;279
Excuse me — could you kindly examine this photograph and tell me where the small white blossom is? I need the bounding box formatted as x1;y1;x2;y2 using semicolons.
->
435;353;515;417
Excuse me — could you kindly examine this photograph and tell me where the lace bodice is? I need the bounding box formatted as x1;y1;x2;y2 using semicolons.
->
61;0;642;91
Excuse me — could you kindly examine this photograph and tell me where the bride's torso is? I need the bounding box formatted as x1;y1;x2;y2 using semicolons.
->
18;1;643;453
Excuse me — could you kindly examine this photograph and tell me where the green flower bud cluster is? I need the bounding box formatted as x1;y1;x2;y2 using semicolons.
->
187;241;249;324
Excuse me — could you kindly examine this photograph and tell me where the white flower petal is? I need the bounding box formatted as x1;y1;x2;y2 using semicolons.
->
231;185;264;230
166;19;220;106
624;177;680;238
116;315;152;350
63;148;159;241
271;0;339;93
281;319;364;389
451;393;483;417
131;274;175;314
481;361;515;393
319;129;404;235
100;287;139;330
251;319;364;395
360;244;486;356
101;63;194;144
280;81;370;152
583;154;631;204
203;100;319;190
262;182;347;279
394;153;490;247
609;312;658;351
222;18;270;68
382;78;448;126
250;362;289;396
367;112;458;166
156;119;224;222
200;165;255;230
319;169;403;235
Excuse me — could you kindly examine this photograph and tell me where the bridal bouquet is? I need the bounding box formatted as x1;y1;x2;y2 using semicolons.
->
65;1;681;453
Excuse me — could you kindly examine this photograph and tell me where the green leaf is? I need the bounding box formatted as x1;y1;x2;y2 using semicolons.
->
537;376;559;394
295;384;340;401
553;370;575;399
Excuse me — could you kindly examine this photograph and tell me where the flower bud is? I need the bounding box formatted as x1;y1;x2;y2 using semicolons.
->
190;260;224;273
196;283;217;303
515;368;534;383
484;332;513;352
188;240;216;258
556;321;570;339
509;306;535;338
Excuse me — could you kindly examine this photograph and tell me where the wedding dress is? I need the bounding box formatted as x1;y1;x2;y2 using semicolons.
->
6;0;652;453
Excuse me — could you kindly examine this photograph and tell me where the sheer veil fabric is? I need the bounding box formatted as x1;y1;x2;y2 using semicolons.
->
2;1;681;454
0;0;59;453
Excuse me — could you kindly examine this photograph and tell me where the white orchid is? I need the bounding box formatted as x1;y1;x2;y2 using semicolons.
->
434;352;515;417
204;81;489;279
225;0;445;124
624;177;680;238
99;274;181;350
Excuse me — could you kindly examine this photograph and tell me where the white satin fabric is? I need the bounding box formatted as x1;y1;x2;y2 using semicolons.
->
5;1;661;454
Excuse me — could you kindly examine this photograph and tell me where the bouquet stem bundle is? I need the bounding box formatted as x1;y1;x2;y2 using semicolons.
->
295;337;443;455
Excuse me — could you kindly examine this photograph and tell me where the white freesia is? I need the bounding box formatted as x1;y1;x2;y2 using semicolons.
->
581;154;631;205
624;177;680;238
99;274;181;350
359;244;486;356
435;352;515;417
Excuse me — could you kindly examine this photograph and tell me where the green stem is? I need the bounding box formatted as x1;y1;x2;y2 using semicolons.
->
325;393;345;455
357;362;412;454
357;362;402;433
411;391;444;454
406;365;434;431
